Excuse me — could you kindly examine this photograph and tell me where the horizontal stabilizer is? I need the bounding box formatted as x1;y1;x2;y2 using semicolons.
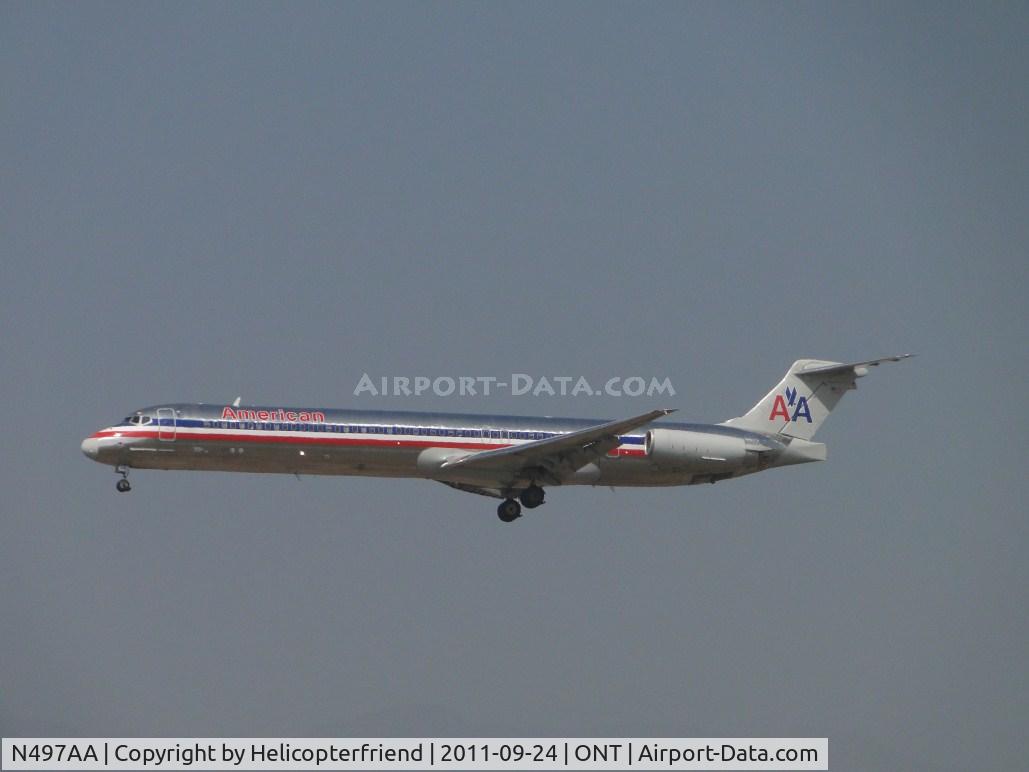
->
794;354;915;379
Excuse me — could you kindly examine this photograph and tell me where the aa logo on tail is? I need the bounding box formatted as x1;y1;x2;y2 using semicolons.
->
769;386;812;423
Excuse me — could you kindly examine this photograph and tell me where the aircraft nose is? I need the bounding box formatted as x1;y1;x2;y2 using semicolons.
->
81;437;100;459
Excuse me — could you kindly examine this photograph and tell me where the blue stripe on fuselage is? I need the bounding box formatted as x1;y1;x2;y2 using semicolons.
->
156;417;645;444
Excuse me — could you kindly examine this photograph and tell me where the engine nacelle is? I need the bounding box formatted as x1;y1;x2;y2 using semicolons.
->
645;428;749;471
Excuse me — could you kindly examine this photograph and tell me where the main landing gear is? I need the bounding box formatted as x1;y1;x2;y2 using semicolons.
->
497;499;521;522
115;466;131;493
519;484;545;509
496;485;546;522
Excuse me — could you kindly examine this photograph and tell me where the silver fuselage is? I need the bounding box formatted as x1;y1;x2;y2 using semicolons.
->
81;403;819;489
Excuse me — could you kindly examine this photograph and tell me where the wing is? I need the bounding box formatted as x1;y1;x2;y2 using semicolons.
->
439;408;675;488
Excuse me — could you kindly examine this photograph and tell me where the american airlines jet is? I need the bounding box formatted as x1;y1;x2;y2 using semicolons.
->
81;356;910;521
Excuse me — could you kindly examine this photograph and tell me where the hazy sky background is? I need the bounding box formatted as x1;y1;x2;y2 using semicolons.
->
2;3;1026;770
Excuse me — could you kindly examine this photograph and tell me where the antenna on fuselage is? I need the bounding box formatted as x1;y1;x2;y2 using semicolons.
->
232;396;241;407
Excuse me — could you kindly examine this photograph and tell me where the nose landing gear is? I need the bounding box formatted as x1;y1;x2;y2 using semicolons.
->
115;466;131;493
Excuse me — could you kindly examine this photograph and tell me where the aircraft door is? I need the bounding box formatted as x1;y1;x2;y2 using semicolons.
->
157;407;176;441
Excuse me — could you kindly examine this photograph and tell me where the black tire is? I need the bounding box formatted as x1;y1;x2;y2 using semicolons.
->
116;479;131;493
519;485;545;509
497;498;522;522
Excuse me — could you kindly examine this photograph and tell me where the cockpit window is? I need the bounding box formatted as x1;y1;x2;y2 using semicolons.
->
122;415;153;425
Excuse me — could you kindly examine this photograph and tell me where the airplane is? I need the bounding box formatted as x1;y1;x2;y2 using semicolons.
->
81;356;911;522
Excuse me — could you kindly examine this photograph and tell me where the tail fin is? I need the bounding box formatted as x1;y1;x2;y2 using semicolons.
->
721;355;913;440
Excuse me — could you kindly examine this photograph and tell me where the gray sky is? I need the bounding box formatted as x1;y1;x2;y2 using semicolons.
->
2;3;1026;770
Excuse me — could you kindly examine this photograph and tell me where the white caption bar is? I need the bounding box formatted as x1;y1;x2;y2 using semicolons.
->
2;738;827;770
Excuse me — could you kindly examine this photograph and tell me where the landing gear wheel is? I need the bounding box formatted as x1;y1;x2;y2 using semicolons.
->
116;478;131;493
497;498;522;522
519;485;545;509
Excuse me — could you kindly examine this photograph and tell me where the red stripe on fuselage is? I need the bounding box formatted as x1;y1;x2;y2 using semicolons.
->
88;429;648;456
92;429;508;451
